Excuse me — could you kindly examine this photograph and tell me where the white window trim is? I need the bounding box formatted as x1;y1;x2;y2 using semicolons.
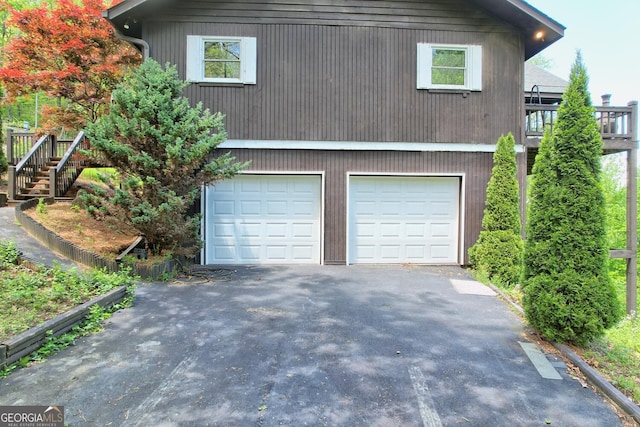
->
417;43;482;91
187;35;257;84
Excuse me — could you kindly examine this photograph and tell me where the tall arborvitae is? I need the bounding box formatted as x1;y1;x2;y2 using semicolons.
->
522;52;622;346
469;133;523;287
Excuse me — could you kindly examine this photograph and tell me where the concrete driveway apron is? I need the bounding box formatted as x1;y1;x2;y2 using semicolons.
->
0;265;623;426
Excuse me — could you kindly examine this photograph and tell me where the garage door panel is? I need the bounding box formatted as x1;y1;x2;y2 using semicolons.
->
205;175;321;264
431;201;454;217
406;223;427;237
214;200;234;215
430;222;454;238
293;200;314;215
214;245;236;260
240;200;261;215
292;245;314;260
292;223;314;237
240;246;260;260
430;245;452;259
266;223;287;237
380;223;401;237
240;180;261;192
349;176;459;264
406;245;427;259
406;201;427;215
267;201;287;215
214;222;234;237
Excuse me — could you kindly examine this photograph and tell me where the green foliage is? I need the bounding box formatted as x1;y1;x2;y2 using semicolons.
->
0;240;20;268
35;197;48;214
527;54;554;71
584;313;640;403
470;230;523;287
84;59;248;256
0;253;136;342
469;133;523;287
601;155;629;285
0;138;8;176
522;52;622;346
432;48;465;85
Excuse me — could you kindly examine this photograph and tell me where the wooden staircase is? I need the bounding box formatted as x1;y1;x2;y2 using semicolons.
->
17;157;63;199
7;131;91;203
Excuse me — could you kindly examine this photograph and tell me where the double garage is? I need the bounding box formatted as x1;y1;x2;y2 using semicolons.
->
202;173;462;265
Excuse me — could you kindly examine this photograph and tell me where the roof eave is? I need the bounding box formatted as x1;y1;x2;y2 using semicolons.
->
106;0;564;59
105;0;148;20
471;0;565;59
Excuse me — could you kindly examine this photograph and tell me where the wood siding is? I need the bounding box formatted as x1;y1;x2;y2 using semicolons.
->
142;1;525;145
222;149;516;265
145;0;515;32
134;0;529;264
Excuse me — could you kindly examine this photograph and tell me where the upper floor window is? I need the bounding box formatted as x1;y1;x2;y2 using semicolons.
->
417;43;482;91
187;36;257;84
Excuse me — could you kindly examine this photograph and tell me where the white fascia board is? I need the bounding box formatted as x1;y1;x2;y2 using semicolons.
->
219;140;525;153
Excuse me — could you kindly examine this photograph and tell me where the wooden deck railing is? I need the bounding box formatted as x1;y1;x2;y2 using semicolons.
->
5;130;37;165
525;102;637;141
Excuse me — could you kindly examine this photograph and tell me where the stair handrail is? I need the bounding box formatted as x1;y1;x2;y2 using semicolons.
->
55;130;86;173
50;130;89;197
8;133;54;200
13;133;51;172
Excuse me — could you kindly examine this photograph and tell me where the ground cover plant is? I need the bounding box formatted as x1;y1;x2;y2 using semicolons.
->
0;239;135;342
0;239;135;378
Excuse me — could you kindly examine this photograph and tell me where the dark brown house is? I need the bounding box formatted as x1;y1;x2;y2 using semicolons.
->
104;0;564;266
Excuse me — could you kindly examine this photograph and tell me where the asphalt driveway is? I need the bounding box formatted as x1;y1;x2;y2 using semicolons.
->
0;265;623;426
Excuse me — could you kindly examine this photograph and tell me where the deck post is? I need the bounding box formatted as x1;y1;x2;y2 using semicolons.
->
49;133;57;158
626;101;638;316
6;129;13;166
8;166;16;201
49;167;57;198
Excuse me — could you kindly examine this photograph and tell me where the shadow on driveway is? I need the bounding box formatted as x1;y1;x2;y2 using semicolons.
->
0;265;623;426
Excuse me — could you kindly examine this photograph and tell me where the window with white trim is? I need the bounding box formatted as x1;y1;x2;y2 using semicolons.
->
186;36;257;84
417;44;482;91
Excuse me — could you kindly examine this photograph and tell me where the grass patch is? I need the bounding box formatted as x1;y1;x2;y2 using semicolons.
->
0;239;136;343
583;280;640;403
78;167;117;182
1;238;136;378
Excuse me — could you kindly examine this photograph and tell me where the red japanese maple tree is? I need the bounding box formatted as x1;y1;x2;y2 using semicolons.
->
0;0;140;132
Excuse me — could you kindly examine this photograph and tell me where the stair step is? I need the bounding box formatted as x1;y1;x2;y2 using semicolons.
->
19;191;49;197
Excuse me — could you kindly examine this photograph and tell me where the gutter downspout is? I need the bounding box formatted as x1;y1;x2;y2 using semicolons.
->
114;29;150;60
102;10;150;59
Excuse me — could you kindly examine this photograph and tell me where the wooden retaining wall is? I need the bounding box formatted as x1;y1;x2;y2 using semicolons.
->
15;198;187;280
0;286;128;368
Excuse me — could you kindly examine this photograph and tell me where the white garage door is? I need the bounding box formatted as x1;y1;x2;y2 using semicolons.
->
348;176;460;264
203;175;322;264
